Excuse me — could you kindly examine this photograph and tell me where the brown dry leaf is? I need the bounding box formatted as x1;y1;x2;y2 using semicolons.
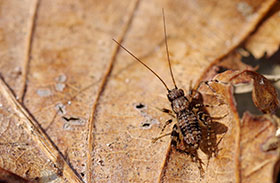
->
245;2;280;59
199;50;255;81
161;69;279;182
0;167;30;183
0;0;279;183
0;76;80;182
230;70;280;114
198;70;279;183
240;112;278;183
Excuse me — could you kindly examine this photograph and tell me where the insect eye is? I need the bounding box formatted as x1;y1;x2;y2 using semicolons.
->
179;89;184;96
167;93;173;101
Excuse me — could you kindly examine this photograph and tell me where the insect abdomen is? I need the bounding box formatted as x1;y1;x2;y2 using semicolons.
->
177;111;201;148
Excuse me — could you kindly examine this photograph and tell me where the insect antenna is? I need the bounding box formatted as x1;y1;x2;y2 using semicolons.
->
162;9;177;89
112;39;170;92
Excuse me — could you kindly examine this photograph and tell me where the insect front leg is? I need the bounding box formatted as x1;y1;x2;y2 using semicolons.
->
152;108;176;143
156;107;176;135
157;107;175;118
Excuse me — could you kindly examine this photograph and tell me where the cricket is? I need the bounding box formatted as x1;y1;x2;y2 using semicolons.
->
113;9;223;175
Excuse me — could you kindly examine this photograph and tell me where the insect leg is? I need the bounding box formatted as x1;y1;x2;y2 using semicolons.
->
152;131;172;143
170;124;205;176
195;110;218;160
193;101;228;122
157;107;175;118
189;151;204;176
196;79;228;91
206;123;217;159
175;147;205;176
170;124;181;148
194;103;224;109
210;113;228;120
152;121;178;144
156;107;175;133
161;119;173;133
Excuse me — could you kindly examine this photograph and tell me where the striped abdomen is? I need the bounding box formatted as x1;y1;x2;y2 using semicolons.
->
177;111;201;148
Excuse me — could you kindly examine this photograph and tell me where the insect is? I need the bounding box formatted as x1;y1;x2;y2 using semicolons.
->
113;9;222;175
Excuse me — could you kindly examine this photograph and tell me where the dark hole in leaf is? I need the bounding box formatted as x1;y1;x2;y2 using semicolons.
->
135;103;145;109
142;123;150;127
62;116;80;122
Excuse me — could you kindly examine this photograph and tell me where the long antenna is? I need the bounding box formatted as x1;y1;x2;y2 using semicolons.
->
162;9;177;89
112;39;170;92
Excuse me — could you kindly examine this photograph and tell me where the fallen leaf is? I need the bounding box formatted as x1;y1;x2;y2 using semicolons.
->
240;112;278;183
0;167;30;183
0;0;279;183
198;70;279;183
230;70;280;114
245;2;280;59
0;76;81;182
199;50;255;82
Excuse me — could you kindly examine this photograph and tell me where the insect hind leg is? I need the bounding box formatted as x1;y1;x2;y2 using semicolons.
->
175;148;205;176
171;124;205;176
